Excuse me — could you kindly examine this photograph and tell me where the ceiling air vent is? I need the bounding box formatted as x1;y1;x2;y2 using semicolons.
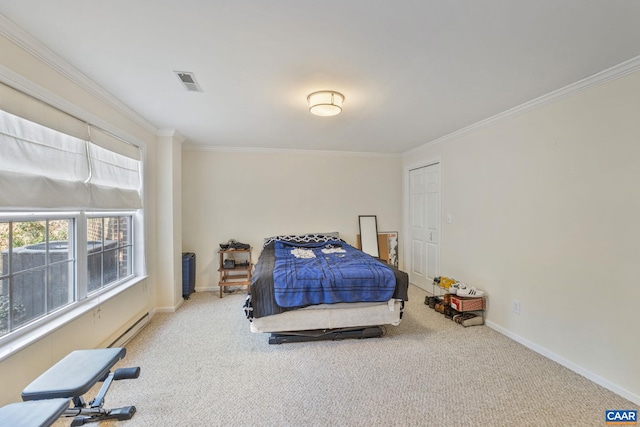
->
174;71;202;92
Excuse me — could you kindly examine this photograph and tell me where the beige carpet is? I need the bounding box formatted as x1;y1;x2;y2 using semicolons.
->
56;285;638;426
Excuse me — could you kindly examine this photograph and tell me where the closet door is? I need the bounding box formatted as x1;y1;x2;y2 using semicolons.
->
408;163;440;290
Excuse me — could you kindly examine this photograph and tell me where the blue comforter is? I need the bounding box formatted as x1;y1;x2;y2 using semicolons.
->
272;240;396;308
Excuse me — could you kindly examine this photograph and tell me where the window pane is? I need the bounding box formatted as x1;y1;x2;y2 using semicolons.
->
87;253;102;294
0;278;8;334
11;221;46;273
48;261;74;311
12;269;45;328
48;220;71;264
0;222;8;278
118;247;131;279
117;216;130;246
104;217;118;242
104;248;118;285
85;215;132;292
87;217;103;250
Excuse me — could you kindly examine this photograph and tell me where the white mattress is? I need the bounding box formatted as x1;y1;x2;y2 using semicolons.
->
250;299;403;333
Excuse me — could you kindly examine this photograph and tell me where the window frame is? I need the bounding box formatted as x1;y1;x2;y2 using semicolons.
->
85;212;135;296
0;209;141;351
0;212;77;336
0;78;148;362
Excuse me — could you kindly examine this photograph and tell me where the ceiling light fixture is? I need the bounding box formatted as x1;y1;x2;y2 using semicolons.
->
307;91;344;117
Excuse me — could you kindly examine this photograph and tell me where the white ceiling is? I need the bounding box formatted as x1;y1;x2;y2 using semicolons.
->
2;1;640;154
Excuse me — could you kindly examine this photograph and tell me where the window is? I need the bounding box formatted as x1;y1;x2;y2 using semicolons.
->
0;82;144;345
0;212;136;339
1;216;75;336
87;215;133;293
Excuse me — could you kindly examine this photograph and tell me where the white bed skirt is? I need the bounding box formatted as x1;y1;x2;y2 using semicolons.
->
250;299;403;333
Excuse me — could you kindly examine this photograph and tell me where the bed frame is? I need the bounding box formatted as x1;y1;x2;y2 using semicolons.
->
267;326;385;344
250;299;404;344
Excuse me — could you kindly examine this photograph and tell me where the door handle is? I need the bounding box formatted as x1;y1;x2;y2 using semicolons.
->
429;232;433;241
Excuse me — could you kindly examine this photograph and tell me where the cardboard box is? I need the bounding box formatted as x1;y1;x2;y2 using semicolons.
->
450;295;485;312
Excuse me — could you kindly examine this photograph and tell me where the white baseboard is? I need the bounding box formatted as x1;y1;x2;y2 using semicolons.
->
195;286;218;293
485;320;640;406
195;286;249;295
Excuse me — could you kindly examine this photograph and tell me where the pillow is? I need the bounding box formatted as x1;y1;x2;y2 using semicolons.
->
304;231;340;238
263;233;343;248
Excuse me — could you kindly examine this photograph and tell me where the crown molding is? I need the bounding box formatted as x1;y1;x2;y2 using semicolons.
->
405;54;640;156
157;129;186;144
0;13;158;135
182;144;401;158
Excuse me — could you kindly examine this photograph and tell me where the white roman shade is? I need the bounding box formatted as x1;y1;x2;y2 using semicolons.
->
0;82;142;210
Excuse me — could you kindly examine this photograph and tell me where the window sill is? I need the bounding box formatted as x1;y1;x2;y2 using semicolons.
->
0;275;148;362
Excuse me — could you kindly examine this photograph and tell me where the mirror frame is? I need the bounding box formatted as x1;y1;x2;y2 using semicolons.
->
359;215;380;258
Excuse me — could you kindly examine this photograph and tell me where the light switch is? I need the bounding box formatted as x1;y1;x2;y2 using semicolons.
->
446;214;452;224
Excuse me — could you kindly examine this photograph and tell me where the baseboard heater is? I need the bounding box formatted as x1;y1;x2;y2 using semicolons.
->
109;313;150;348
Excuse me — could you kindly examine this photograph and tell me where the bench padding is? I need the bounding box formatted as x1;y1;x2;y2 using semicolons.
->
0;398;69;427
22;348;126;401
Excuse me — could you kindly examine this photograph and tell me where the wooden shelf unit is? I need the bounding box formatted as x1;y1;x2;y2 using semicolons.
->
217;248;252;298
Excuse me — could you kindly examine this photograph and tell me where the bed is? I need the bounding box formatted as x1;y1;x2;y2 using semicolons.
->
244;233;409;343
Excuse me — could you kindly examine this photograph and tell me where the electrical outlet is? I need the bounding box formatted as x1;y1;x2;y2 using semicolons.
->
512;299;521;314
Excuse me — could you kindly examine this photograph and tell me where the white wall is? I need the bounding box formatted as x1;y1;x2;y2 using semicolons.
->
155;133;184;310
0;31;158;404
403;70;640;404
182;149;403;291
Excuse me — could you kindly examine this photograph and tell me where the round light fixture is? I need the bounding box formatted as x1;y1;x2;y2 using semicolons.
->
307;90;344;117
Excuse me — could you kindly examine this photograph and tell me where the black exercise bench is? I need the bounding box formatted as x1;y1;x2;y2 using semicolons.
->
0;398;70;427
0;347;140;427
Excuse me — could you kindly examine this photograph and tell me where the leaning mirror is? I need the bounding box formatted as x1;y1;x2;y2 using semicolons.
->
359;215;380;258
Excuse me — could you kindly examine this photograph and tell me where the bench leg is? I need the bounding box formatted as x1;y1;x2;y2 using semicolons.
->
69;406;136;426
20;348;140;425
65;366;140;425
